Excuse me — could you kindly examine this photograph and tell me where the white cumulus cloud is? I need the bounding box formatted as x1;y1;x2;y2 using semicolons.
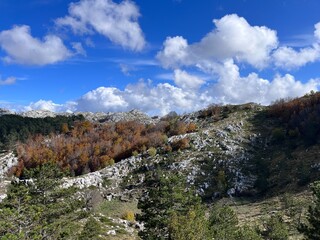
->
75;80;210;116
0;25;71;65
76;71;317;114
25;100;64;112
157;16;320;71
209;59;319;105
157;14;278;69
315;22;320;41
56;0;146;51
22;68;318;116
272;45;320;69
77;87;129;112
30;62;317;116
25;100;76;112
157;36;190;68
272;22;320;69
155;15;320;110
173;69;205;90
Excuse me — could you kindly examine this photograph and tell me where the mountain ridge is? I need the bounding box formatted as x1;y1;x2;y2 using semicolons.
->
0;108;157;124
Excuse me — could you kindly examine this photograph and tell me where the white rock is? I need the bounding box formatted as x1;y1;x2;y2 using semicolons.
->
107;230;117;235
0;152;18;179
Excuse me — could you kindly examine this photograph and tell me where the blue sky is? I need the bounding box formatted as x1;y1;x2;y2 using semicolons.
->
0;0;320;115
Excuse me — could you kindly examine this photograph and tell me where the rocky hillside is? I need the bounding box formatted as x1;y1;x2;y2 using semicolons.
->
1;96;320;239
57;101;319;200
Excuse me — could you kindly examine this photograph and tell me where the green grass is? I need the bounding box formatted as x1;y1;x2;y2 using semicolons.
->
96;198;140;219
88;198;141;239
216;191;313;240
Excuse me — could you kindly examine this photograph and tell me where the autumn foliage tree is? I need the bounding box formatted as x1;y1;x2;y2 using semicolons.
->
14;119;197;177
268;91;320;145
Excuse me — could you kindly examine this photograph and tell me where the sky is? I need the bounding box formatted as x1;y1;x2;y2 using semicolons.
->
0;0;320;115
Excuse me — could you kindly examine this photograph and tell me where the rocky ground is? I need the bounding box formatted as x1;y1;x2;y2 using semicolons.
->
0;104;264;202
57;104;266;202
0;104;315;239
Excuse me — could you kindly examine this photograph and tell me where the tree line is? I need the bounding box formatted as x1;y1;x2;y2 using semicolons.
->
0;114;84;149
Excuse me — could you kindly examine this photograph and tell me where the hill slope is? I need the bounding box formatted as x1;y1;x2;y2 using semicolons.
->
1;94;320;239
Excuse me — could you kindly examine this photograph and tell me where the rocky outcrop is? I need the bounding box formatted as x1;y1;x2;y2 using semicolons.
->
61;107;262;201
0;152;18;202
12;109;157;124
77;109;157;124
62;155;146;200
0;152;18;179
99;109;158;124
20;110;70;118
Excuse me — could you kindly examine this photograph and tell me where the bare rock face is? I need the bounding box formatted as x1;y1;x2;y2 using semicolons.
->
74;112;108;122
99;109;158;124
0;152;18;202
0;152;18;179
15;109;157;124
20;110;71;118
75;109;156;124
0;181;10;202
62;155;146;198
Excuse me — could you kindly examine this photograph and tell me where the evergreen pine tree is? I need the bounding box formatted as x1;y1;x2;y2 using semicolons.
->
299;181;320;239
0;163;85;239
209;205;239;239
262;214;289;240
137;170;207;240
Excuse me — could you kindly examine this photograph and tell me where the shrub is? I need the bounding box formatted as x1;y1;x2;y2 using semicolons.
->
147;147;157;157
236;225;263;240
261;214;289;240
171;138;190;151
163;144;172;153
169;121;188;136
79;217;102;240
122;211;135;222
186;123;197;132
209;205;239;239
132;150;139;157
100;155;114;167
169;208;209;240
271;128;285;142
